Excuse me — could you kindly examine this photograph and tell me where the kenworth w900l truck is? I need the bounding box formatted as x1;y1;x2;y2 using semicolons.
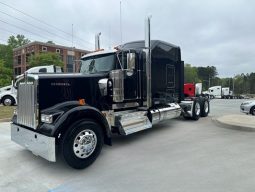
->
11;19;209;169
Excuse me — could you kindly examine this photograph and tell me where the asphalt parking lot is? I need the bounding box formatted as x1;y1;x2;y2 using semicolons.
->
1;99;255;192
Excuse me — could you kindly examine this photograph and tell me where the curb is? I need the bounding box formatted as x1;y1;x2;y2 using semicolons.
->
0;118;11;123
212;117;255;132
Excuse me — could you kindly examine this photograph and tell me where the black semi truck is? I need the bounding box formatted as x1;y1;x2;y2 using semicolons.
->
11;20;209;169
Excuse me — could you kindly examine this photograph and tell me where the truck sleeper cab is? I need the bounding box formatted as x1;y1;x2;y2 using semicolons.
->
11;40;210;169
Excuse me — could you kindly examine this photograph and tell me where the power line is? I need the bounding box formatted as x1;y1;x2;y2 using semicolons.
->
0;27;18;35
0;28;36;42
0;19;91;49
0;19;74;47
0;1;94;46
0;11;93;49
0;19;47;40
0;38;7;43
0;10;75;45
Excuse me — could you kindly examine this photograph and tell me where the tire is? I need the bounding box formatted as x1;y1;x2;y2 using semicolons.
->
191;100;201;120
60;119;103;169
2;96;15;106
250;106;255;116
201;99;209;117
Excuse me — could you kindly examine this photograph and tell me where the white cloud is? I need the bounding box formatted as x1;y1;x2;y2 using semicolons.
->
0;0;254;77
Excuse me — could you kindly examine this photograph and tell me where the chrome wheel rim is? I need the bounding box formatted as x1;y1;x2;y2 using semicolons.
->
195;102;201;116
4;98;12;106
73;129;97;159
204;101;209;113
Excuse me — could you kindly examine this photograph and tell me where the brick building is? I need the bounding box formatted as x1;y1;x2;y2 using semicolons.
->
13;41;90;76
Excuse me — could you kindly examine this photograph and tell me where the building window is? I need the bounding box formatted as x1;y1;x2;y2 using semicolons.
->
15;67;22;76
17;56;21;65
25;54;30;63
67;64;73;72
31;46;34;52
67;55;73;64
56;49;60;53
42;46;47;52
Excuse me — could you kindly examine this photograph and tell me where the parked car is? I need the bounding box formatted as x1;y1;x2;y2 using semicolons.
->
240;100;255;115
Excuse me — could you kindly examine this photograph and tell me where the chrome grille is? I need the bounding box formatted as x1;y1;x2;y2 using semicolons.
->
17;81;38;129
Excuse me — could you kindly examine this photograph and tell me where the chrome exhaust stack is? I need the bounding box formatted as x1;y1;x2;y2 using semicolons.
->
95;32;101;50
145;16;152;108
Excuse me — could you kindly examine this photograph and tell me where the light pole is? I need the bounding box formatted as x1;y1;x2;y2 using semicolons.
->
233;75;235;95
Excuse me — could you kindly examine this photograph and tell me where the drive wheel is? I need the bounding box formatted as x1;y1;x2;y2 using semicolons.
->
201;99;209;117
250;106;255;116
2;96;15;106
191;100;201;120
60;119;103;169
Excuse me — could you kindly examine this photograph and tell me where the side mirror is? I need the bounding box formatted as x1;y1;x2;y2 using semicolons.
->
126;53;135;76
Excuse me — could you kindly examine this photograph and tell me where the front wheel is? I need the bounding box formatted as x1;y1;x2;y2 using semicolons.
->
60;119;103;169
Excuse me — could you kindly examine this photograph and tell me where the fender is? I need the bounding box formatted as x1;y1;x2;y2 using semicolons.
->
38;101;112;145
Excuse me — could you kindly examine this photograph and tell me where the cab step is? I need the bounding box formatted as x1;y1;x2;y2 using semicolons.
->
116;111;152;135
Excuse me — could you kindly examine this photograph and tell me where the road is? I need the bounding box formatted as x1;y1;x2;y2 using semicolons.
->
1;99;255;192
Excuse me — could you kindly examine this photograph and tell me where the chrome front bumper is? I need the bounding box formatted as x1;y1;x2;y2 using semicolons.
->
11;123;56;162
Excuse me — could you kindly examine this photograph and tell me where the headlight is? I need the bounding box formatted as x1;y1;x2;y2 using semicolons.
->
108;80;112;88
41;114;53;124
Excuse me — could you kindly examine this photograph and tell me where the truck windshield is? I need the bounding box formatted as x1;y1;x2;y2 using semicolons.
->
80;54;115;74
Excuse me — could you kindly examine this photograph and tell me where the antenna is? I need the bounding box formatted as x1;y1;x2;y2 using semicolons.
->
72;24;75;72
72;24;73;48
120;1;122;45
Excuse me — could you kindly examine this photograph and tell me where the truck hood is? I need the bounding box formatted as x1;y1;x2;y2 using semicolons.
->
37;72;108;79
36;72;109;110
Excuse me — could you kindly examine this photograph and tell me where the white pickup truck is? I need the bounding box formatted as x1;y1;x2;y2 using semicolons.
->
0;65;62;106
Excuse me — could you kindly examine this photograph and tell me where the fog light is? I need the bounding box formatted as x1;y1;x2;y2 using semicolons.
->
41;114;53;124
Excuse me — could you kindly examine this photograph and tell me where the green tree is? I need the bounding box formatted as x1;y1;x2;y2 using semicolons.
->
197;66;218;90
0;60;12;87
249;73;255;94
46;41;55;44
0;44;13;69
28;52;64;68
184;64;200;83
197;66;218;82
7;34;30;49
